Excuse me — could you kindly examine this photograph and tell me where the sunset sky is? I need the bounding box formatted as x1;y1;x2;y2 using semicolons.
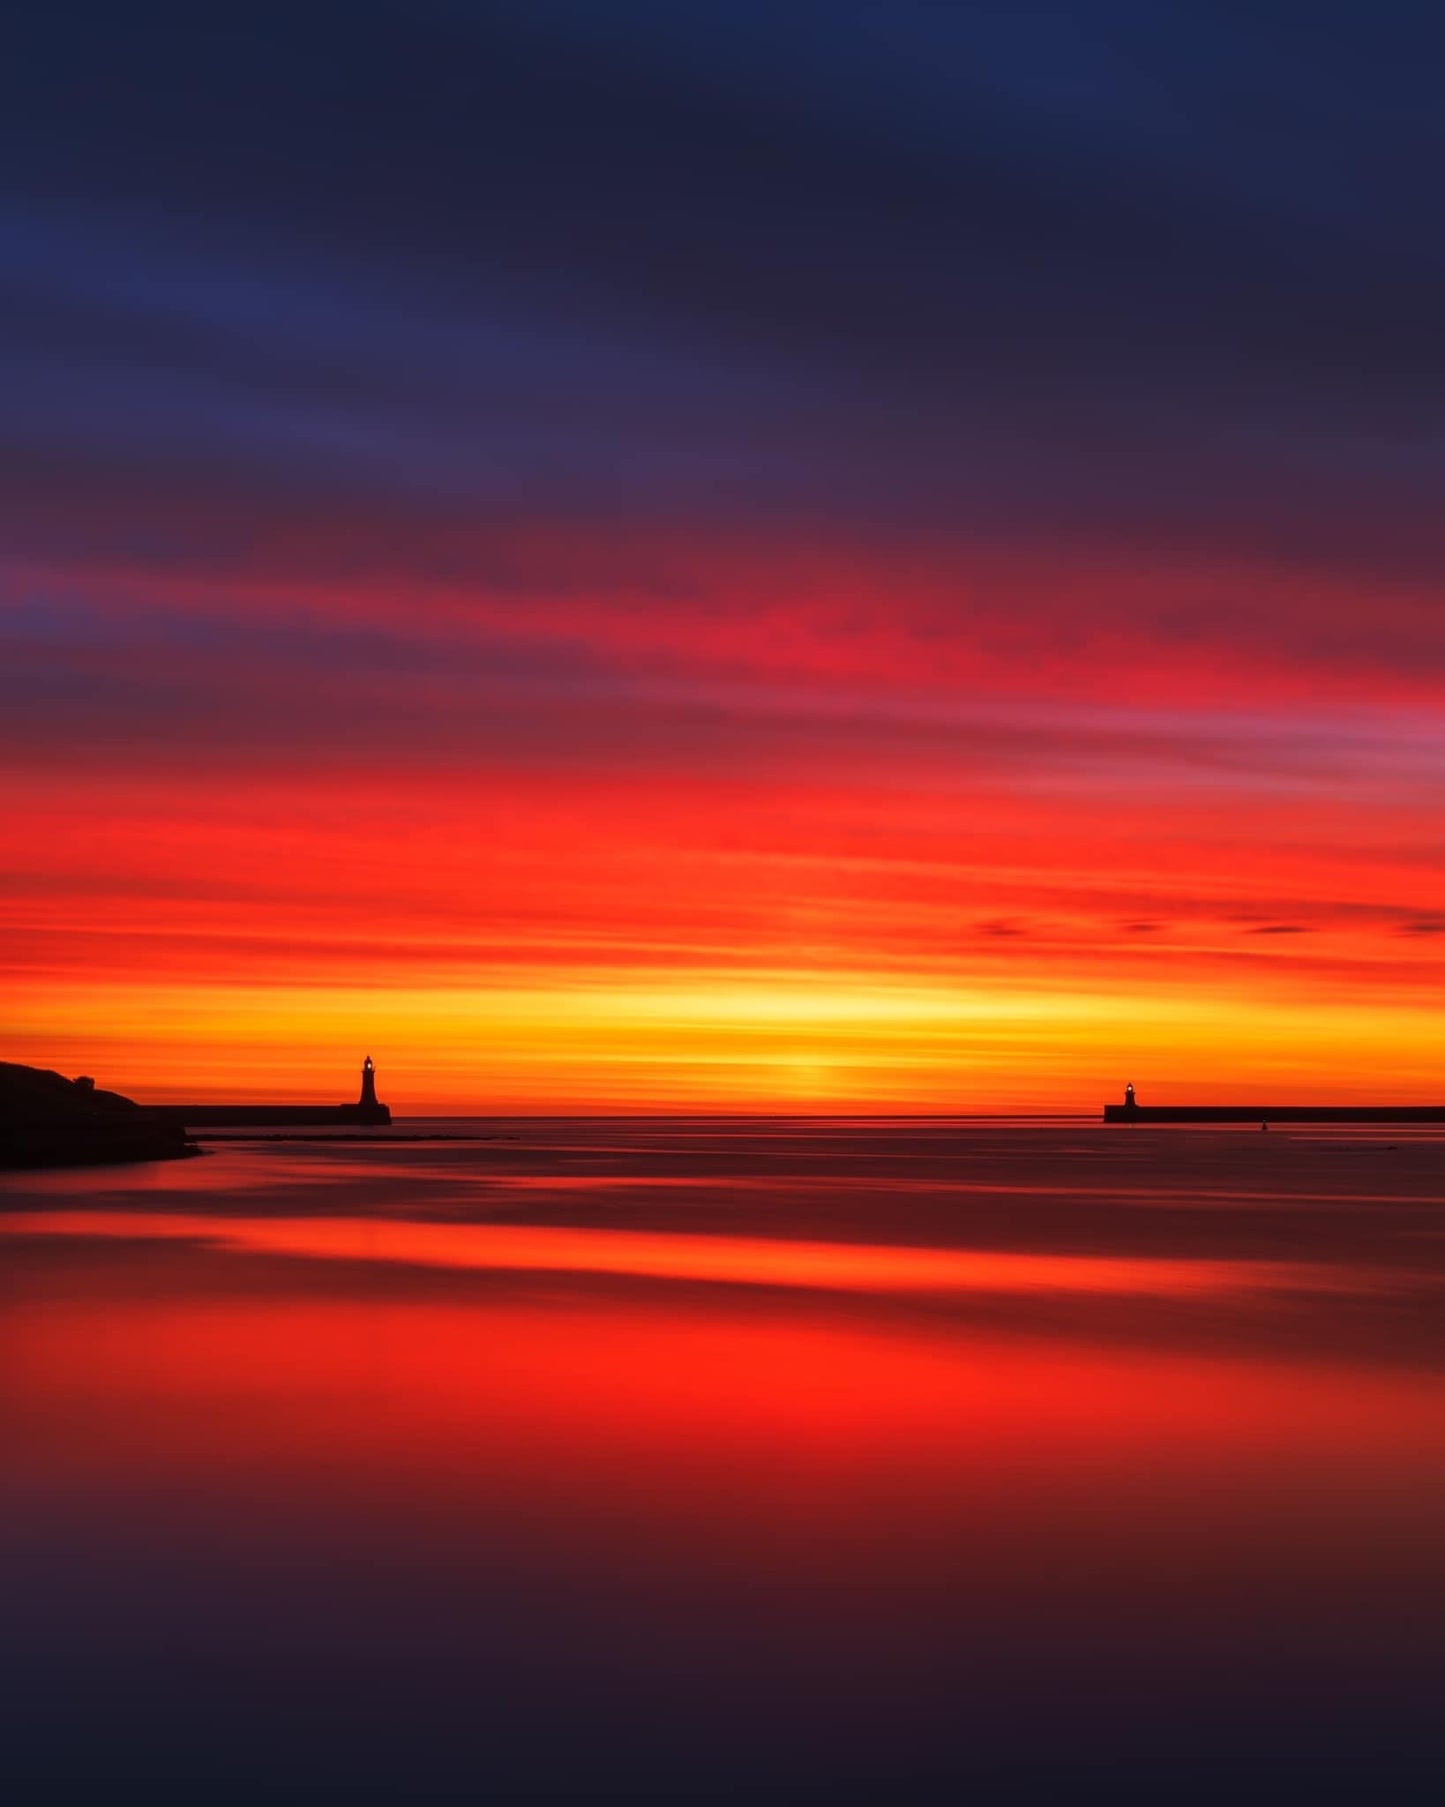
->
4;1;1444;1112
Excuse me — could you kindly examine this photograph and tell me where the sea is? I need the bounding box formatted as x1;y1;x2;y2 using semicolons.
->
2;1118;1442;1801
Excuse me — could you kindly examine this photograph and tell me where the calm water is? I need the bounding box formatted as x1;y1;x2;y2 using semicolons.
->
3;1121;1443;1800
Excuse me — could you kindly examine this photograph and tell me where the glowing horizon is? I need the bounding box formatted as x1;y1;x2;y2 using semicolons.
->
7;548;1445;1112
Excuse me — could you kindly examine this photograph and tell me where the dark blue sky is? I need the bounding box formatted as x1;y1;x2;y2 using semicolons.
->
5;0;1445;579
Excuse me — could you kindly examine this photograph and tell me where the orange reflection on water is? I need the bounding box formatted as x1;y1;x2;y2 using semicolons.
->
0;1207;1358;1302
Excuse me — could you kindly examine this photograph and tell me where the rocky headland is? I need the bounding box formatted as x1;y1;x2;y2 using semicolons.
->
0;1061;198;1170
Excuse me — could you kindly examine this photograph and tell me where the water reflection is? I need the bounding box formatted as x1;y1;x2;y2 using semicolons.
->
2;1126;1442;1797
0;1205;1367;1299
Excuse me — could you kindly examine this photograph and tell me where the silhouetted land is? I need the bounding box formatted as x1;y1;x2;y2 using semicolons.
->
0;1062;196;1170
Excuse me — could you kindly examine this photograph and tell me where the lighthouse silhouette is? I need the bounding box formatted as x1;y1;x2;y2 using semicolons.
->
356;1055;390;1124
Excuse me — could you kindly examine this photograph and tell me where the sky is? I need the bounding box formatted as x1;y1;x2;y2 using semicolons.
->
4;0;1444;1112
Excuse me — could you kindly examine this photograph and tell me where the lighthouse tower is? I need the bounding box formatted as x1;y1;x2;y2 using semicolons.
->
356;1055;390;1124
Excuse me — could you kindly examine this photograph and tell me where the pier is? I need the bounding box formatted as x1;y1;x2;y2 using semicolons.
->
146;1056;392;1129
1104;1086;1445;1124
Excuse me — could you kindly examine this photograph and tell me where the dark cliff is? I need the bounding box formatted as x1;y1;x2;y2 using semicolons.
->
0;1061;197;1171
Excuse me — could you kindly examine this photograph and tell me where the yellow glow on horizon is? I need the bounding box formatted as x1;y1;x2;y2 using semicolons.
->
8;964;1445;1114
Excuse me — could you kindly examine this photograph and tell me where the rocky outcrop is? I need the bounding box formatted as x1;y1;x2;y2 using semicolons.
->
0;1061;198;1170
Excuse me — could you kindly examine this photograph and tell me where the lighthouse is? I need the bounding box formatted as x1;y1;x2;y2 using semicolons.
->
356;1055;390;1123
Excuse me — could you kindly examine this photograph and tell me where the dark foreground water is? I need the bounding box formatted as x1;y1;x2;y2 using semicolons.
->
2;1120;1443;1801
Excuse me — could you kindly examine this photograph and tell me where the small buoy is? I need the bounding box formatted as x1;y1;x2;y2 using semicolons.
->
1260;1120;1268;1132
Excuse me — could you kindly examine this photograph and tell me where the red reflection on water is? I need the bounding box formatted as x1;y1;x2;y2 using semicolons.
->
4;1245;1443;1627
4;1213;1444;1799
0;1206;1354;1299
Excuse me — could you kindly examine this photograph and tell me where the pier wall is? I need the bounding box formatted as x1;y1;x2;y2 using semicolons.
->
1104;1104;1445;1124
145;1103;392;1128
